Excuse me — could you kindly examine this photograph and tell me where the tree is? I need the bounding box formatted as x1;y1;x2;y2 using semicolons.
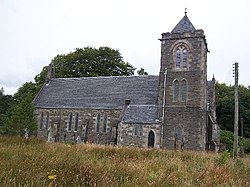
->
4;82;38;135
137;68;148;75
0;88;13;134
216;83;250;138
35;47;135;86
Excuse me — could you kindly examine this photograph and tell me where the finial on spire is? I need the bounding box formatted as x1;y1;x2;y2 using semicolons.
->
185;7;187;15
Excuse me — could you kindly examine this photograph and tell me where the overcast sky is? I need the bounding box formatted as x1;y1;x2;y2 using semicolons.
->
0;0;249;95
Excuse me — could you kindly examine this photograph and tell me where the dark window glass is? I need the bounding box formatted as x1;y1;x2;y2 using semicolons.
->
45;112;49;129
183;49;187;68
68;112;73;131
176;49;181;68
181;80;187;102
103;113;107;132
96;113;100;132
39;112;43;129
173;80;179;102
74;112;79;131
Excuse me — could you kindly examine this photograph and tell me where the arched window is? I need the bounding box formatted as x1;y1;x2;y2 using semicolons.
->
182;49;187;68
45;112;49;129
176;49;181;68
181;80;187;102
39;112;43;129
103;113;107;133
174;47;188;69
74;112;79;131
68;112;73;131
96;113;100;132
173;80;179;102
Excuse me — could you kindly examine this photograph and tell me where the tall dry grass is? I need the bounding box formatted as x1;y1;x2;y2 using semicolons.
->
0;136;249;186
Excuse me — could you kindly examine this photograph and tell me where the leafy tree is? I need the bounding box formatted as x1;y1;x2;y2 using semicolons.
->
216;83;250;138
0;88;13;134
137;68;148;75
4;82;38;135
35;47;135;86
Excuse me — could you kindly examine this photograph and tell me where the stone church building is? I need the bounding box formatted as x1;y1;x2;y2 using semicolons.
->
33;13;220;151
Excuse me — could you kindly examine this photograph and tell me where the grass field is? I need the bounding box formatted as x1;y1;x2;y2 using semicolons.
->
0;136;249;187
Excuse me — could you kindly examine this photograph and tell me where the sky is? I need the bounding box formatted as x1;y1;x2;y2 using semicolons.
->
0;0;249;95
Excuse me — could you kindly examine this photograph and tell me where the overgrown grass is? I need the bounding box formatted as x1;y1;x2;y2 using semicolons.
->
0;136;249;186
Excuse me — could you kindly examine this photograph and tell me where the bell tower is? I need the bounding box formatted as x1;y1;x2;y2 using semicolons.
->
158;12;209;151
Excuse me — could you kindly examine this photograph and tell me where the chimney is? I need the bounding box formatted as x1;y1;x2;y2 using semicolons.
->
46;63;55;83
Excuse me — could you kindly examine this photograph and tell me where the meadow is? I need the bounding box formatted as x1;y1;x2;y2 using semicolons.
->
0;137;249;187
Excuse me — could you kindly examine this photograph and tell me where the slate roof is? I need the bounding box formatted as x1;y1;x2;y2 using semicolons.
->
122;105;158;124
171;15;196;33
33;75;159;110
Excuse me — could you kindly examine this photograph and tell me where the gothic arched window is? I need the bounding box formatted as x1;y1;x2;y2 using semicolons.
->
182;49;187;68
103;113;107;133
176;49;181;68
174;47;188;69
39;112;43;129
181;79;187;102
173;80;179;102
96;113;101;132
68;112;73;131
74;112;79;131
45;112;49;129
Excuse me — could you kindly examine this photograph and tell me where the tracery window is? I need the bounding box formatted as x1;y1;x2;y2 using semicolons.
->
68;112;73;131
175;47;188;69
74;112;79;131
173;80;179;102
181;79;187;102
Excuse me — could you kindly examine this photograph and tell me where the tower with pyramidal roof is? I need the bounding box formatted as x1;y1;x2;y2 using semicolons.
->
158;11;219;151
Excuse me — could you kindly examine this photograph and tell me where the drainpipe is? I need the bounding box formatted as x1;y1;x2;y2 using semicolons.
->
161;68;167;147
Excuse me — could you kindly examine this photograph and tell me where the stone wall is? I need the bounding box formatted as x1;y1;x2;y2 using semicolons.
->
117;123;162;148
35;108;122;144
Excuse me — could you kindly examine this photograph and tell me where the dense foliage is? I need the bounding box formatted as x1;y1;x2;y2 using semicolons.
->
35;47;135;86
216;83;250;138
1;47;136;136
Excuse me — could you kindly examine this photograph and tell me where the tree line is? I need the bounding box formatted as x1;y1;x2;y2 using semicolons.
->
0;46;249;152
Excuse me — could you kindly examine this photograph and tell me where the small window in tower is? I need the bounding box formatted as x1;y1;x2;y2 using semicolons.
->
173;80;179;102
181;80;187;102
96;113;101;132
176;49;181;68
182;49;187;68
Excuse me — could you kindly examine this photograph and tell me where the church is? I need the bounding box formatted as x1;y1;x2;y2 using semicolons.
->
33;12;220;151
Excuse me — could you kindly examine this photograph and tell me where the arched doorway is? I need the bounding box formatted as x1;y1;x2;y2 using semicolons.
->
148;130;155;148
